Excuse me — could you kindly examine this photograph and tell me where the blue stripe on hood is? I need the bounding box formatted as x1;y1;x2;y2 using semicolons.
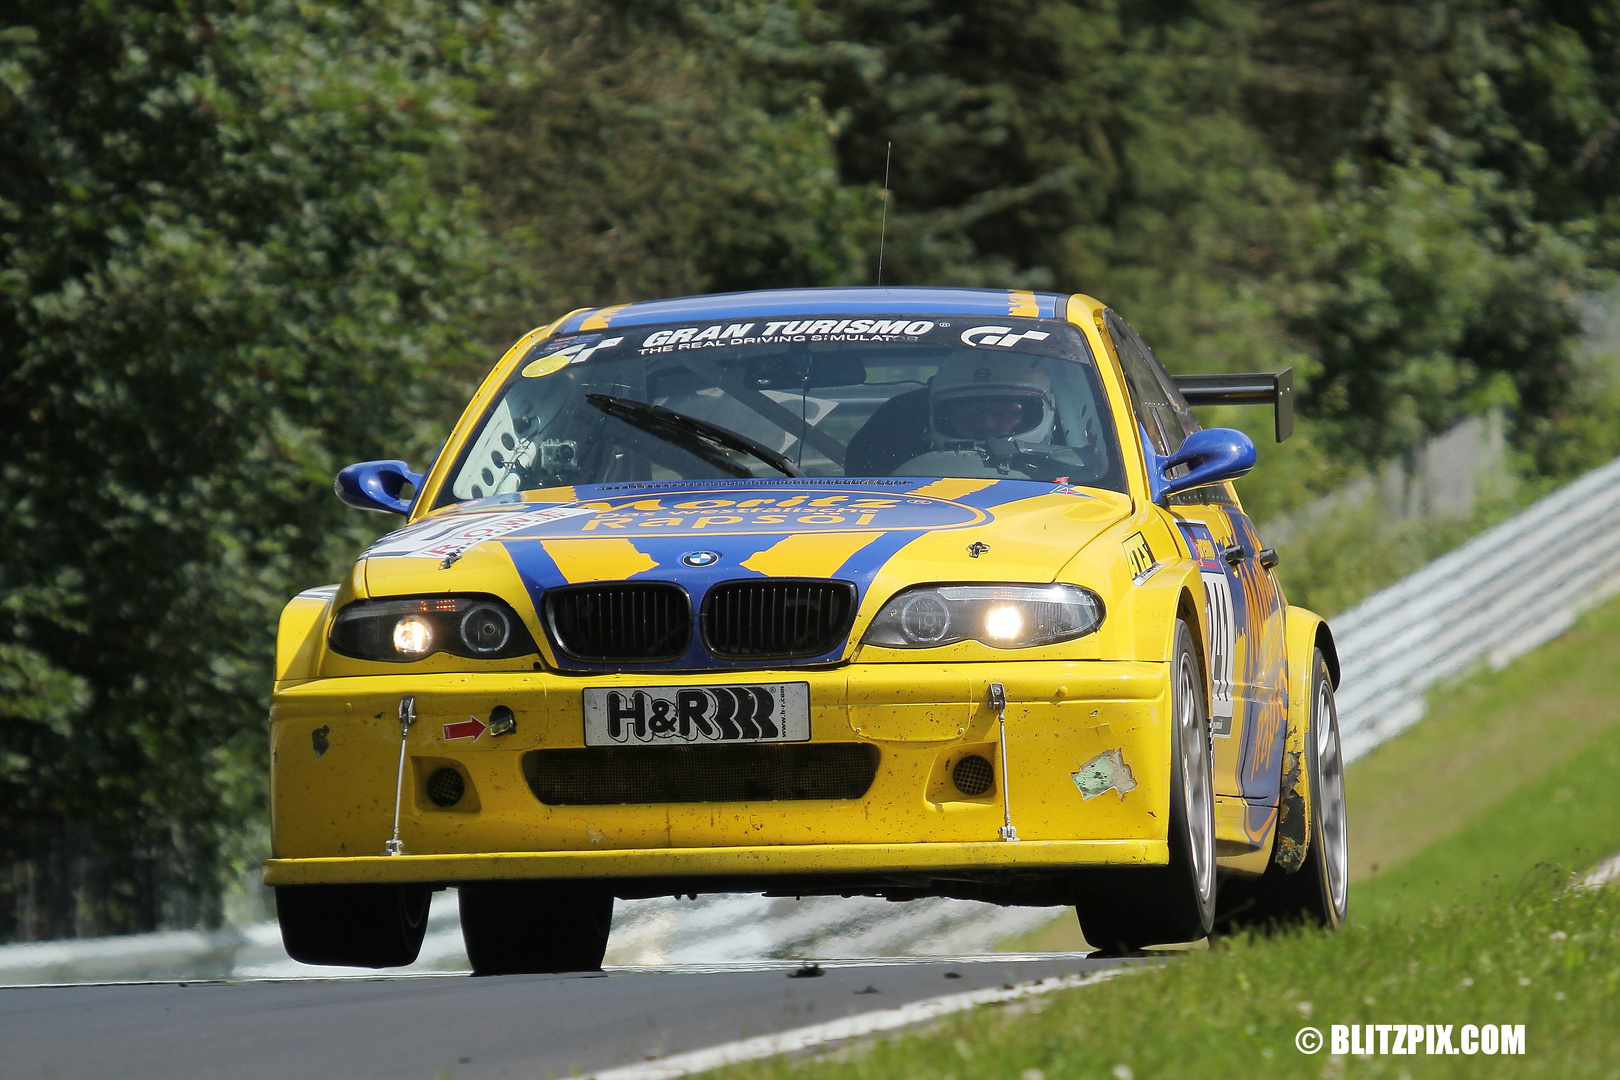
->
417;477;1067;672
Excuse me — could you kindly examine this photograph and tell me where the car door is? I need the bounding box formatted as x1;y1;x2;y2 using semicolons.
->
1101;310;1288;804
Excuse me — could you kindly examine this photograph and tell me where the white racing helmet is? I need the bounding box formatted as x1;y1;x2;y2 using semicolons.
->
929;353;1058;447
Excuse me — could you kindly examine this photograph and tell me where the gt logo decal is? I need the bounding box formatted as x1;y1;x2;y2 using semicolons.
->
522;335;624;376
960;325;1052;349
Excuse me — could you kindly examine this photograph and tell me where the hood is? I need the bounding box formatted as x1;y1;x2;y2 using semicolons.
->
360;477;1131;670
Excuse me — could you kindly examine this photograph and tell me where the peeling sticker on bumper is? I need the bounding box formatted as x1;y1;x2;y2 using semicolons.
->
1071;749;1137;801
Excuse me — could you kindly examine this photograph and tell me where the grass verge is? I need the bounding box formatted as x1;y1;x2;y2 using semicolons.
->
1354;723;1620;920
714;873;1620;1080
1347;590;1620;918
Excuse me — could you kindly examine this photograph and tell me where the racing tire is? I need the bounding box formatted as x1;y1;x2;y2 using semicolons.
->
1073;619;1216;953
1215;647;1349;933
459;882;613;976
274;883;432;968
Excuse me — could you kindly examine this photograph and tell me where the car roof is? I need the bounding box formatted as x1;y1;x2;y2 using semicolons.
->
556;287;1070;333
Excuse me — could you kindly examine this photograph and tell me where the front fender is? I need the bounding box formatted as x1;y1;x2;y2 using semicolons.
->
1118;558;1209;695
275;587;338;687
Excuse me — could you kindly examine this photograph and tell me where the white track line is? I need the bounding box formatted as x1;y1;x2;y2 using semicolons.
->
1580;853;1620;888
589;969;1127;1080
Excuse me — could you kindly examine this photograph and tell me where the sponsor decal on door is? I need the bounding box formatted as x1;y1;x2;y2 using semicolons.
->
1179;522;1236;737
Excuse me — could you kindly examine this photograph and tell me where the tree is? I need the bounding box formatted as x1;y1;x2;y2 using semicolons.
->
469;1;871;335
0;0;498;939
786;0;1608;487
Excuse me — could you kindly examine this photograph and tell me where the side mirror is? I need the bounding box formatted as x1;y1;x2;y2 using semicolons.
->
334;460;423;515
1150;428;1256;502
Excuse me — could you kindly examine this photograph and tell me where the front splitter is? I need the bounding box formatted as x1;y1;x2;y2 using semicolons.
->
263;838;1167;886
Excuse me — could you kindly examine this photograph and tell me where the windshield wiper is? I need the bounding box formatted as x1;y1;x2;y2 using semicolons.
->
586;393;806;478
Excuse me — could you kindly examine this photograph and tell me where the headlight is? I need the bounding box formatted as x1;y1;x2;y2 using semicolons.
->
329;596;537;662
459;603;513;654
863;584;1103;649
392;614;434;657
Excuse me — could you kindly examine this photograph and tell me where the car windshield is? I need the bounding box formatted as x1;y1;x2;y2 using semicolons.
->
438;315;1125;507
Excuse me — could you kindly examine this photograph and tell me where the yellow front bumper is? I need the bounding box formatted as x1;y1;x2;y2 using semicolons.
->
268;661;1173;885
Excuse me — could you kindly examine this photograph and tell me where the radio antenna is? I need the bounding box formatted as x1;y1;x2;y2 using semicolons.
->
877;141;892;286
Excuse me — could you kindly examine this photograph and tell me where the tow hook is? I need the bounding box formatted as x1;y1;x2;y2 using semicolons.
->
383;695;417;856
990;682;1018;842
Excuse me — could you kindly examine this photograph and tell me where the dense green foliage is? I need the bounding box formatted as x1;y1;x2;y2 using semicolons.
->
2;0;1619;936
0;0;499;936
471;4;871;325
480;0;1620;511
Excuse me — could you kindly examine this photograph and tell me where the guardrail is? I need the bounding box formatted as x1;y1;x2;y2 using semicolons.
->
0;890;1062;983
7;454;1620;983
1332;454;1620;761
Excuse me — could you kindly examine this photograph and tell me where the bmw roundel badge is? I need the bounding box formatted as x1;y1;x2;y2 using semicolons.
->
681;550;720;567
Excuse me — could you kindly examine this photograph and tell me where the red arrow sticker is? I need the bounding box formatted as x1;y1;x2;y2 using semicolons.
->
442;716;486;741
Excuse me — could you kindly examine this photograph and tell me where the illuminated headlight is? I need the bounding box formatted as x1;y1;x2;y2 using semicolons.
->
391;615;434;657
329;596;536;662
863;584;1103;649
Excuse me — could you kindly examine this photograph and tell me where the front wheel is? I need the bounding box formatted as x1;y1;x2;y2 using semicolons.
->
275;883;431;968
1215;646;1349;932
1073;619;1216;952
459;882;613;976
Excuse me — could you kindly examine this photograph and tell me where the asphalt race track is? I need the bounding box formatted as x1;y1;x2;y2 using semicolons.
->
1;954;1125;1080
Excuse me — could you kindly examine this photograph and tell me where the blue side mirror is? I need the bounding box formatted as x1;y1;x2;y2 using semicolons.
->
334;460;423;515
1145;427;1256;502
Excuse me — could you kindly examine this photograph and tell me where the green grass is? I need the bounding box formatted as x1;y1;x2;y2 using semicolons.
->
1347;590;1620;918
1354;723;1620;920
715;875;1620;1080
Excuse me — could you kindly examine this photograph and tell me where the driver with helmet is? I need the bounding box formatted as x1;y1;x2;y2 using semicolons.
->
895;353;1069;478
930;354;1057;443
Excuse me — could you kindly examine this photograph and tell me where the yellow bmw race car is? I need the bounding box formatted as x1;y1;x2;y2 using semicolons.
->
266;287;1348;973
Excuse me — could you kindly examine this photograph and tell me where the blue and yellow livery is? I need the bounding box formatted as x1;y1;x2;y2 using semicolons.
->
267;287;1348;971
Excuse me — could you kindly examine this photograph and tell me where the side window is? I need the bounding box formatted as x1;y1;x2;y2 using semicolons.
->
1103;310;1192;454
1128;323;1199;440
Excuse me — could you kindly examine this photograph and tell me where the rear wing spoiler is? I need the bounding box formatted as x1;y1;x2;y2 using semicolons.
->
1172;367;1293;442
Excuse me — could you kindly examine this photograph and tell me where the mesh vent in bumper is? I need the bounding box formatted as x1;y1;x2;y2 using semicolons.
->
521;743;880;805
